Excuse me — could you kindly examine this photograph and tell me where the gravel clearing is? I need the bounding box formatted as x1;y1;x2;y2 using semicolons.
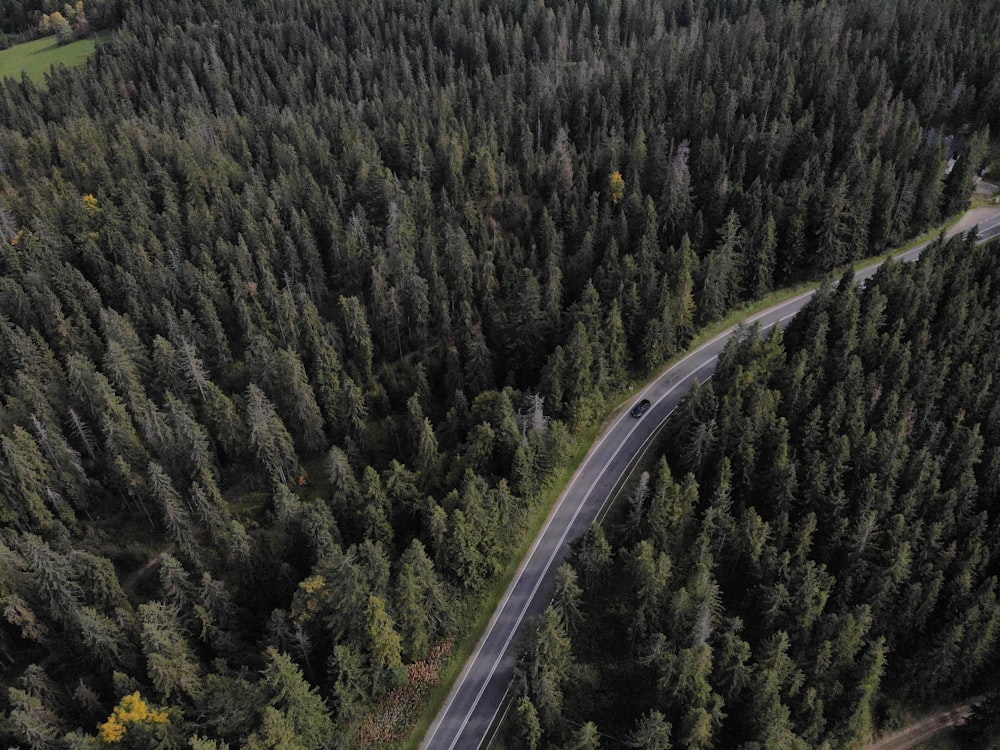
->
946;205;1000;236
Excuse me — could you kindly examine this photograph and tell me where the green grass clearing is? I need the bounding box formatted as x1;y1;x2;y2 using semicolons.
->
0;33;102;87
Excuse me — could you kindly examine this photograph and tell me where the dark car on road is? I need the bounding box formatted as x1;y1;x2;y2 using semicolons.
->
630;398;651;418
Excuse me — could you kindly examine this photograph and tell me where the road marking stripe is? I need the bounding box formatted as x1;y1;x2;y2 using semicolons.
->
424;372;663;747
448;289;830;749
426;212;1000;749
445;355;721;749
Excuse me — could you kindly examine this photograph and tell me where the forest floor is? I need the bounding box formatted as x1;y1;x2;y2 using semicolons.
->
863;703;975;750
121;543;175;595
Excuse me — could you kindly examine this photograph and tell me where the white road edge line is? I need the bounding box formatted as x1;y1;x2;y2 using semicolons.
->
451;355;720;750
429;288;815;749
423;387;654;746
470;294;814;747
466;285;865;748
423;322;763;748
480;689;514;750
422;373;655;748
426;213;1000;749
443;409;658;749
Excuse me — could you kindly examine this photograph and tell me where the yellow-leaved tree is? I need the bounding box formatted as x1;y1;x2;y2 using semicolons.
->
609;171;625;204
97;692;169;744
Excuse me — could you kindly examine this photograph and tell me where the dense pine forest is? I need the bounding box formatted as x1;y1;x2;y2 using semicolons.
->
517;232;1000;749
0;0;997;746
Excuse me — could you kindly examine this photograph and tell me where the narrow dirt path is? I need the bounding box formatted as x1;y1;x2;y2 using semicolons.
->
864;703;976;750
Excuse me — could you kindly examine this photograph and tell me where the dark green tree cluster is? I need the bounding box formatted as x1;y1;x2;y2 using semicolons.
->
0;0;997;745
513;232;1000;748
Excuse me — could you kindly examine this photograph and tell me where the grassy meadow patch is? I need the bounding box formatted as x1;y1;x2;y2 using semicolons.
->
0;34;100;86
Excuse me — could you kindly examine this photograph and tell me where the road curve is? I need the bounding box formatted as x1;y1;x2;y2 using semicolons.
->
420;211;1000;750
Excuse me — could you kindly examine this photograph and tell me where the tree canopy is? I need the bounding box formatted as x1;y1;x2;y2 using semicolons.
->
513;232;1000;747
0;0;997;746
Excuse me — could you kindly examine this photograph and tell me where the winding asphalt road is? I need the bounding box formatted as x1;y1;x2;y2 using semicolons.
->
420;211;1000;750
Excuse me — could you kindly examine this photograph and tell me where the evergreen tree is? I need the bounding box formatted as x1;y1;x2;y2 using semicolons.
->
248;648;335;750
